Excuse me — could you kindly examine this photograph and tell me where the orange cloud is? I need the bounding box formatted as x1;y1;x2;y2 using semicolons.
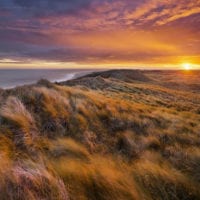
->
0;0;200;68
124;0;200;26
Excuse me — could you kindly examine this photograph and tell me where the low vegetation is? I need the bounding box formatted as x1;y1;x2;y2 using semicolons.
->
0;70;200;199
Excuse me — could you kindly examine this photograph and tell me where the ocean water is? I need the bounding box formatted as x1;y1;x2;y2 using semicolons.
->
0;69;97;89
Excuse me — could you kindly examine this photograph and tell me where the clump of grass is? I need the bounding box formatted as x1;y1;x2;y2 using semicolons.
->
52;154;140;200
164;145;200;182
48;138;90;160
133;160;200;200
116;131;143;159
0;96;38;151
0;161;69;200
31;87;70;136
33;87;70;119
1;96;35;131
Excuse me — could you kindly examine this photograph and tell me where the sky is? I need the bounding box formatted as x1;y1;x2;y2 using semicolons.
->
0;0;200;69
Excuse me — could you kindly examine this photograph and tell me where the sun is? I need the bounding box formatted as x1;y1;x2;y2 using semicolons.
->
182;63;191;70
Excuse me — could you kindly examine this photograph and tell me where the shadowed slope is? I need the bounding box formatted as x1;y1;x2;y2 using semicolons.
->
62;70;200;93
83;70;152;82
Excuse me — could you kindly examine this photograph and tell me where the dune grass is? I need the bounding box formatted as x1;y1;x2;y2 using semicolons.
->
0;71;200;199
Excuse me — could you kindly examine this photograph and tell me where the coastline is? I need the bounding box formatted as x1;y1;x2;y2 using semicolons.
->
0;69;98;89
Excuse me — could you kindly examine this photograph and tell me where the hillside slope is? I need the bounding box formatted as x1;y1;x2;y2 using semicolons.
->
0;70;200;200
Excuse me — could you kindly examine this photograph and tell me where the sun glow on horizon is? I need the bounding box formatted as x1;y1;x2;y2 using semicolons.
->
0;58;199;70
182;63;192;71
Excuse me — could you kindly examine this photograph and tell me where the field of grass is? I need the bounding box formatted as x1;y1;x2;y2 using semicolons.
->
0;70;200;200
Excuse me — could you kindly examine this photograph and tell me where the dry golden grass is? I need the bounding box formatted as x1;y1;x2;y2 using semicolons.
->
0;71;200;199
133;160;199;200
51;145;140;200
0;161;69;200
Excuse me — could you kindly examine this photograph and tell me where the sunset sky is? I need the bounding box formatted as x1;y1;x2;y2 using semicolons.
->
0;0;200;69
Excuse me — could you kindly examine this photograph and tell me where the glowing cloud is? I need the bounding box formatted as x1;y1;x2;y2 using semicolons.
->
0;0;200;68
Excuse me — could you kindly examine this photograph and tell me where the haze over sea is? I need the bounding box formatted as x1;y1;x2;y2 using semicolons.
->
0;69;97;89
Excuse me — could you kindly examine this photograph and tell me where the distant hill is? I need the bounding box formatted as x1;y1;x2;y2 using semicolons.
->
83;69;152;82
61;69;200;93
60;70;152;90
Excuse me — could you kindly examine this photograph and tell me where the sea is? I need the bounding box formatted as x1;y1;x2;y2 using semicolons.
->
0;69;99;89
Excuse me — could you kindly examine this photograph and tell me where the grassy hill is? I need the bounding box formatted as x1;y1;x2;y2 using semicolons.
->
0;70;200;200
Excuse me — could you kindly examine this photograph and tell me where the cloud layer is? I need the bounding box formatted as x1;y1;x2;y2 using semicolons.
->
0;0;200;67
